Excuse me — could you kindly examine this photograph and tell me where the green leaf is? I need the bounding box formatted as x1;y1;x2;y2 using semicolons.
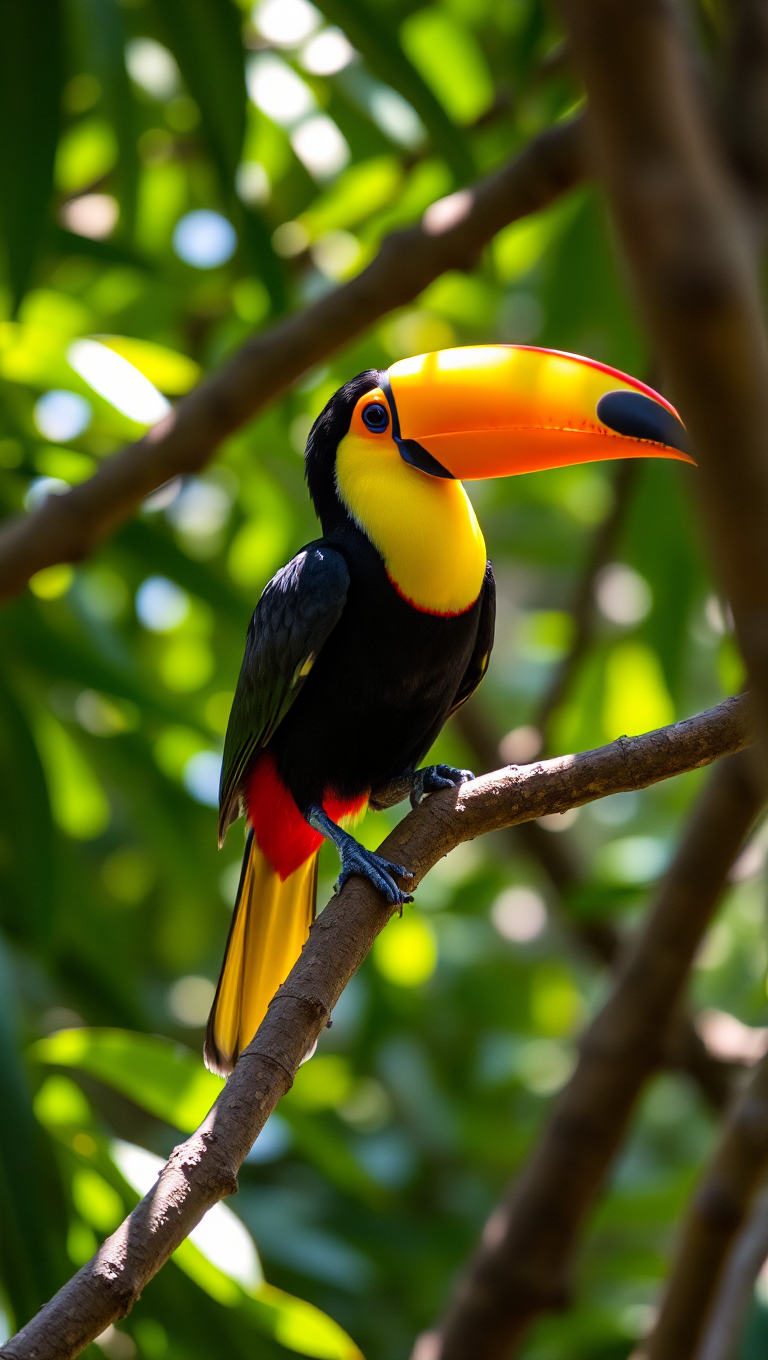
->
0;938;65;1323
400;8;495;127
0;671;55;943
32;1027;223;1130
0;0;64;307
33;711;111;840
246;1284;364;1360
72;0;139;236
153;0;246;190
316;0;475;183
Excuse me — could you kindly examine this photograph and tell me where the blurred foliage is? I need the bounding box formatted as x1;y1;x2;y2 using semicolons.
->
0;0;762;1358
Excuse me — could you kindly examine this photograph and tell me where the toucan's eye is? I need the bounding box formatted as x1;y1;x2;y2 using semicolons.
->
362;402;389;433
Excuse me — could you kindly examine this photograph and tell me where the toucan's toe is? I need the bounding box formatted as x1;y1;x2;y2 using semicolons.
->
336;842;413;906
411;764;475;808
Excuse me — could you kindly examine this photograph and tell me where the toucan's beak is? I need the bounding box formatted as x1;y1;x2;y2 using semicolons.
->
384;345;693;480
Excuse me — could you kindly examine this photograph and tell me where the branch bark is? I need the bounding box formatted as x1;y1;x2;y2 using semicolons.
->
697;1179;768;1360
0;696;752;1360
0;117;586;603
645;1053;768;1360
426;744;761;1360
557;0;768;742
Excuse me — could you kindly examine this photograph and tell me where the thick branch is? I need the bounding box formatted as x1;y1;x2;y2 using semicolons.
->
646;1054;768;1360
0;117;586;602
0;697;751;1360
429;745;762;1360
558;0;768;741
697;1180;768;1360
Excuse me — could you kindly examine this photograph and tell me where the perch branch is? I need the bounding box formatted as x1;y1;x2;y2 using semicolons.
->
0;117;586;603
0;695;752;1360
426;745;761;1360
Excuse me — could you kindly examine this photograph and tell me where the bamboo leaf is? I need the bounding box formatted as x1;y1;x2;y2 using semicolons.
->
316;0;475;183
0;671;55;944
72;0;139;237
152;0;246;190
0;0;64;307
0;939;66;1324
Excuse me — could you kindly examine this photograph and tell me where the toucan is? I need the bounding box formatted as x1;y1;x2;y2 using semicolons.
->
205;344;692;1075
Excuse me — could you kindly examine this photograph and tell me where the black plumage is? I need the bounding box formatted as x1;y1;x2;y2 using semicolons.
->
219;371;496;825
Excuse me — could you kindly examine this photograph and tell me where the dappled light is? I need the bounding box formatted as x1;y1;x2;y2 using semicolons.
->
0;4;766;1360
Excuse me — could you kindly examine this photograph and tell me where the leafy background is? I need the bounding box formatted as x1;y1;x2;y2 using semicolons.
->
0;0;764;1358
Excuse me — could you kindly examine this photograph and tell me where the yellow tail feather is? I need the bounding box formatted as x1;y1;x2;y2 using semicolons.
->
205;831;318;1076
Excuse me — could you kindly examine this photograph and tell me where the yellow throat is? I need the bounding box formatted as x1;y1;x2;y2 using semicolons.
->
335;430;487;615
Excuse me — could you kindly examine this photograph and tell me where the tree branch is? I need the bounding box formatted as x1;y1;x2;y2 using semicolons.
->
0;117;586;603
0;697;751;1359
697;1179;768;1360
645;1051;768;1360
425;743;761;1360
557;0;768;743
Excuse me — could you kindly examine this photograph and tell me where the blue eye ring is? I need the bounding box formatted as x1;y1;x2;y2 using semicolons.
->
362;402;389;433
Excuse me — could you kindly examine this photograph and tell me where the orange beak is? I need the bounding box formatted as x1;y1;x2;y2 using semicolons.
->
382;345;693;479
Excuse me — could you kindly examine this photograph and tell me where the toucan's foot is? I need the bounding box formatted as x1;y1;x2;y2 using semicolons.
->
337;842;413;906
308;806;413;906
410;764;474;810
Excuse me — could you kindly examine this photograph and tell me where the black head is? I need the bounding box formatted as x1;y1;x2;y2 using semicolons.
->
304;369;384;530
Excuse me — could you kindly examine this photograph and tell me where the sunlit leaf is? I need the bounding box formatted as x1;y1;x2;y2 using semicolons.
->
32;1027;223;1131
55;118;118;196
400;8;495;127
602;642;675;741
316;0;475;182
96;336;201;395
33;712;110;840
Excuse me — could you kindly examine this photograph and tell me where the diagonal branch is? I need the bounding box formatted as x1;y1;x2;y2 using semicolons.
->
426;745;762;1360
0;117;586;603
645;1051;768;1360
0;696;752;1360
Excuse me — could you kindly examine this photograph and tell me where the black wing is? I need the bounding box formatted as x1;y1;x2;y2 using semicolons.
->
218;542;350;844
450;560;496;715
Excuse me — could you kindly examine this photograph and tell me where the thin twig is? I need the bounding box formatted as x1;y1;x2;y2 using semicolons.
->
697;1179;768;1360
0;696;751;1360
645;1052;768;1360
0;117;586;602
425;745;762;1360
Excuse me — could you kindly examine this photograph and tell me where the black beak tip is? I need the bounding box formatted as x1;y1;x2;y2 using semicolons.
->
596;389;690;456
